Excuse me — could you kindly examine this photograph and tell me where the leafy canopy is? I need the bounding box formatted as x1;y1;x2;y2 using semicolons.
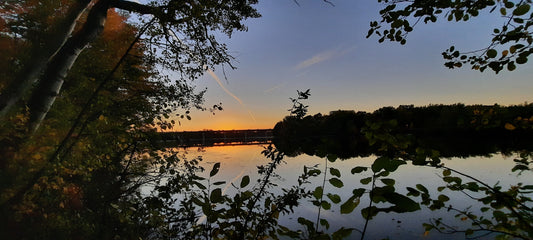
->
369;0;533;73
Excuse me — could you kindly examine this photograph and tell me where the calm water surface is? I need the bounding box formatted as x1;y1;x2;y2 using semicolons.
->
176;144;532;239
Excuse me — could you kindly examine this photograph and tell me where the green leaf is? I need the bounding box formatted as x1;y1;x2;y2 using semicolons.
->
329;178;344;188
351;166;368;174
465;182;480;191
210;162;221;177
327;193;341;204
372;156;388;172
416;184;429;194
340;196;360;214
193;181;207;190
516;56;528;64
514;17;524;23
381;178;395;186
213;181;226;186
192;197;205;207
373;157;406;173
240;175;250;188
513;4;530;16
330;167;341;178
332;228;355;240
493;210;507;221
320;218;330;230
361;206;378;220
210;188;223;203
391;19;403;28
443;169;451;176
486;49;497;58
406;187;420;197
313;186;324;199
242;190;253;199
327;154;338;162
321;200;331;210
500;7;507;15
297;217;314;230
352;188;366;197
360;177;372;185
438;194;450;202
507;61;516;71
385;192;421;212
308;169;322;176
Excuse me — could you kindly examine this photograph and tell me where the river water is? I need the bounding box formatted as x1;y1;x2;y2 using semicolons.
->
173;144;532;239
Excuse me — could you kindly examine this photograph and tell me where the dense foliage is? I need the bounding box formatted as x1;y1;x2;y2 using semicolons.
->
370;0;533;73
272;92;533;239
1;1;533;239
274;103;533;158
0;1;259;238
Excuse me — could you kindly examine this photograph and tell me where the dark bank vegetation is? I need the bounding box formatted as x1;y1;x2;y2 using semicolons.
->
2;0;533;239
273;103;533;159
268;91;533;239
0;1;263;239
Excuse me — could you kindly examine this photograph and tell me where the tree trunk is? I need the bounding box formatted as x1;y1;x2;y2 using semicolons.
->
0;0;91;118
27;0;110;132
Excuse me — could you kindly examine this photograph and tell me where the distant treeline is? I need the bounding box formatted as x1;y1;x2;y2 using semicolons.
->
159;129;273;147
273;104;533;159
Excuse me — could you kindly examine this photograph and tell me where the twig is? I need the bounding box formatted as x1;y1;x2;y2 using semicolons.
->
315;156;328;232
361;173;376;240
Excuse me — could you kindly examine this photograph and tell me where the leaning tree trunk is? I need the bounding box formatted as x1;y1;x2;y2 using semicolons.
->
0;0;92;119
27;0;110;132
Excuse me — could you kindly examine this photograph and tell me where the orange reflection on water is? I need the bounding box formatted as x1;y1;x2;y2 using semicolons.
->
176;144;270;177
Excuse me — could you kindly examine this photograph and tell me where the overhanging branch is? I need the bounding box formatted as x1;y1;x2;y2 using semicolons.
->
111;0;186;24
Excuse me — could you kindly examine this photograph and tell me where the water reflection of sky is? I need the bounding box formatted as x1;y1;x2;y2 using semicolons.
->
179;144;532;239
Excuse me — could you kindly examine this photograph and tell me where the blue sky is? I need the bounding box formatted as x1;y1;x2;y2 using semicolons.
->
175;1;533;131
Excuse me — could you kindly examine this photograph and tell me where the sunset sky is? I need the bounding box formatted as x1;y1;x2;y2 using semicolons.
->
173;1;533;131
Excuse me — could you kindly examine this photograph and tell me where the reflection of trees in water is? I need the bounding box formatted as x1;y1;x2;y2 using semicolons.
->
159;129;273;147
273;104;533;159
270;104;533;239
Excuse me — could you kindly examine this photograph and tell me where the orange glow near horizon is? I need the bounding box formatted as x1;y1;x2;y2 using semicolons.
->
157;118;276;132
163;111;280;132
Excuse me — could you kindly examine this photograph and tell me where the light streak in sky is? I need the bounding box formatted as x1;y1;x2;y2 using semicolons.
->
295;49;336;70
294;45;357;70
264;82;287;93
166;29;256;122
206;68;257;122
206;68;243;105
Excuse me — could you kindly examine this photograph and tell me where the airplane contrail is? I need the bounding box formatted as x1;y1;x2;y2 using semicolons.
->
205;68;257;122
167;29;256;122
206;68;243;105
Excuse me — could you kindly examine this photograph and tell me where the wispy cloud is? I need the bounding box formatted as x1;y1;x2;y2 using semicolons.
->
294;45;357;70
206;68;244;105
206;68;257;122
263;45;357;94
264;82;287;93
166;28;256;122
295;50;336;70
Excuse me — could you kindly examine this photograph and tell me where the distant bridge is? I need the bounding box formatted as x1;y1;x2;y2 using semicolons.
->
159;129;273;147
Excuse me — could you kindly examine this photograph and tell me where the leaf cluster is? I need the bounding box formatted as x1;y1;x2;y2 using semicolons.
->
369;0;533;73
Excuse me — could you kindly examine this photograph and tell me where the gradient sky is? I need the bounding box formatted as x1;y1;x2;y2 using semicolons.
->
173;1;533;131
